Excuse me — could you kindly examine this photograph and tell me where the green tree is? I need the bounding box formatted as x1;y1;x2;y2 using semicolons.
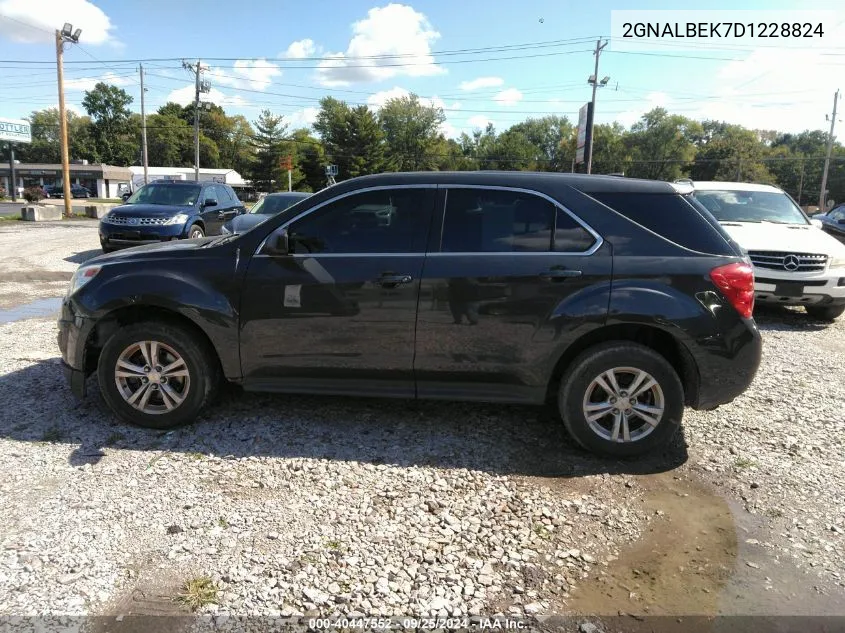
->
18;108;95;163
590;122;630;175
281;129;326;192
82;82;136;165
378;94;446;171
624;108;702;181
688;121;773;183
250;109;288;192
314;97;385;179
146;113;191;167
506;115;574;171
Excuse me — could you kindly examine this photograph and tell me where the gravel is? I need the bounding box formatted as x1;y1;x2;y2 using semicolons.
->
0;221;843;620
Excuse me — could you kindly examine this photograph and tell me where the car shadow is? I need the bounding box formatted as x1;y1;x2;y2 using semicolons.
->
1;359;688;479
64;249;102;264
753;305;833;332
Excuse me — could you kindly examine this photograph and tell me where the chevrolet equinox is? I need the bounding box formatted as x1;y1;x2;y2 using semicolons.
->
58;172;762;457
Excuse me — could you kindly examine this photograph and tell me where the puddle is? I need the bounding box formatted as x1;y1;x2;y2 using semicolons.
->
0;297;63;323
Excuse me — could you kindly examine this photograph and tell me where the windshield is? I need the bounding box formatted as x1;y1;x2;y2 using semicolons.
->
249;194;309;215
693;190;808;225
126;183;201;206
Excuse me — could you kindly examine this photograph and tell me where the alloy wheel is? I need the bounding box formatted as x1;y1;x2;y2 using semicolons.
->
114;340;191;415
581;366;665;443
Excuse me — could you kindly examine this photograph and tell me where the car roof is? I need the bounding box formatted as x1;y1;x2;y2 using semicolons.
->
687;180;785;193
266;191;311;197
327;171;682;195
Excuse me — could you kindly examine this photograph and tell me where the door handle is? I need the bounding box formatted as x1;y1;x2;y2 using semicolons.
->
539;268;582;281
377;273;413;288
217;211;225;220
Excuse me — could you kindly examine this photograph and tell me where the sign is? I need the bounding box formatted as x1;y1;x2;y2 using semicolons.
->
280;155;293;171
0;118;32;144
575;103;592;165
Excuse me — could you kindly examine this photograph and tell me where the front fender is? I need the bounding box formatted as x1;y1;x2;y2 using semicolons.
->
74;268;241;378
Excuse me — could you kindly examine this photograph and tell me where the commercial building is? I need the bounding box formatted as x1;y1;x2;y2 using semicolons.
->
1;162;249;199
0;161;131;198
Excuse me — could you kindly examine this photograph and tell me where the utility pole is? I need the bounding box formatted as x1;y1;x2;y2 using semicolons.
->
56;30;73;217
139;63;149;185
8;143;17;202
819;89;840;211
586;38;608;175
183;60;209;182
797;158;805;206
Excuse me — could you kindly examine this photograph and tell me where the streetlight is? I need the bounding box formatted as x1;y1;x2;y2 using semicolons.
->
56;23;81;218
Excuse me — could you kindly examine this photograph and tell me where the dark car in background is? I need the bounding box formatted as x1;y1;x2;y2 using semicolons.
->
43;184;91;199
98;180;246;252
816;204;845;244
221;191;311;235
59;172;761;457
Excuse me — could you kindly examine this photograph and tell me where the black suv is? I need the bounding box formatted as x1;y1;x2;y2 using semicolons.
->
98;180;245;252
58;172;761;457
43;183;91;198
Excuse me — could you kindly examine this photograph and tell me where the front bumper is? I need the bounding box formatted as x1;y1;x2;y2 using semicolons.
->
99;222;190;250
753;268;845;306
57;299;96;398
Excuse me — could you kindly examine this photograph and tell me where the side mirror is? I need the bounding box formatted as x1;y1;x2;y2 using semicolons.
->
203;198;218;207
264;228;290;256
810;218;823;229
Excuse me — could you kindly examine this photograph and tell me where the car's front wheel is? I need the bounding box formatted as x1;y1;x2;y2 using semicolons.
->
806;304;845;322
187;224;205;240
97;322;218;429
558;342;684;457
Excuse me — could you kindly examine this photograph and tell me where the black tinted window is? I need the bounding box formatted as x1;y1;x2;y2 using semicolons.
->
554;208;597;253
289;189;431;254
442;188;594;253
591;192;735;255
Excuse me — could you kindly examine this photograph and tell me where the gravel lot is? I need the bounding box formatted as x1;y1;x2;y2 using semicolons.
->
0;222;843;627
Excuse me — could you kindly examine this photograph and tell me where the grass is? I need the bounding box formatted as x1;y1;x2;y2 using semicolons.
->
734;457;759;469
41;428;63;443
175;576;217;611
217;516;229;528
532;524;551;540
186;451;204;461
326;540;342;550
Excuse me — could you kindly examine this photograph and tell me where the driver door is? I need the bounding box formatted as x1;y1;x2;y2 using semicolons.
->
239;185;436;396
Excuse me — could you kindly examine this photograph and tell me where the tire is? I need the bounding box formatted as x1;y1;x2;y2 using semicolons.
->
187;224;205;240
101;246;116;254
97;321;219;429
558;342;684;458
806;304;845;322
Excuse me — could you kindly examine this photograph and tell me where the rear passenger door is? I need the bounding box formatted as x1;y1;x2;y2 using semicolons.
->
414;186;613;404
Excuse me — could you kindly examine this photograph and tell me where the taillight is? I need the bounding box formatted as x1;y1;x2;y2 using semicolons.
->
710;263;755;319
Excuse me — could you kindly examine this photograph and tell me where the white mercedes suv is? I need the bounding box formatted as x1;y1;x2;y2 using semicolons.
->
690;181;845;321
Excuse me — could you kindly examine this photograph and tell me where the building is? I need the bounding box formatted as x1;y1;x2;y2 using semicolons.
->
0;162;249;199
0;161;131;198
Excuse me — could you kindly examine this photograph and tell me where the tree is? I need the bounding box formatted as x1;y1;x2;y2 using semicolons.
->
146;113;191;167
82;82;136;165
250;110;288;192
589;123;629;175
314;97;386;179
688;121;773;183
281;129;326;192
17;108;95;164
624;108;702;181
378;94;446;171
506;115;574;171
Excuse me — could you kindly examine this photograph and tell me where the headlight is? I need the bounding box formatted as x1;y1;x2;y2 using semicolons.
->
830;257;845;269
101;213;118;224
164;213;190;225
68;265;101;296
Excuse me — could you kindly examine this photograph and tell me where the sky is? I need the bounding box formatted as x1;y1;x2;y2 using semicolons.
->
0;0;844;139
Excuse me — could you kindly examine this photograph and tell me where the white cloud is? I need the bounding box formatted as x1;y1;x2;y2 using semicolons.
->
287;107;319;129
366;86;455;112
614;91;669;128
165;85;248;108
208;59;281;92
459;76;504;91
316;3;444;87
283;39;316;59
0;0;115;45
468;115;494;130
439;120;458;139
493;88;523;107
65;72;132;92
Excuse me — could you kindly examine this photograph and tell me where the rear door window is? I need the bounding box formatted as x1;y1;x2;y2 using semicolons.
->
590;192;737;255
442;188;595;253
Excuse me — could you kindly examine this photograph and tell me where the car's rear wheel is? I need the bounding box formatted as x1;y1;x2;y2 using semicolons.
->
558;342;684;457
806;304;845;322
97;322;218;429
188;224;204;240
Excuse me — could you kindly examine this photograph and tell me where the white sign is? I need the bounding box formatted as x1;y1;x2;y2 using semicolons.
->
0;118;32;144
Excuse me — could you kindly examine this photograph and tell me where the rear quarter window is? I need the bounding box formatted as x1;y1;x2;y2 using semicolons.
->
590;192;738;256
